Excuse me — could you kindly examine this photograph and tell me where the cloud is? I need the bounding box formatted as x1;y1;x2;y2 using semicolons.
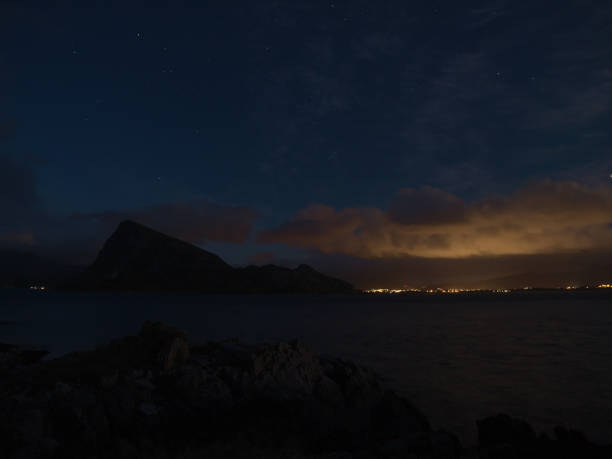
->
258;180;612;259
396;1;612;194
0;120;17;140
0;155;44;243
388;186;468;225
73;200;259;245
0;155;40;216
468;1;511;28
525;70;612;129
0;231;36;245
353;33;403;61
247;251;277;265
0;155;258;261
0;152;259;263
291;250;612;289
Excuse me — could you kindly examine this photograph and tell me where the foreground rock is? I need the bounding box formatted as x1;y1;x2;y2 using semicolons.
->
476;413;612;459
0;323;610;459
0;342;48;373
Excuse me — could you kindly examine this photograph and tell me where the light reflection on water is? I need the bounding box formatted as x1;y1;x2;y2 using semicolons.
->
1;289;611;444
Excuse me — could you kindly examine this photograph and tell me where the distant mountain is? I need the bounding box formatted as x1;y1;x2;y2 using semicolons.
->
0;249;78;288
468;267;612;290
71;220;354;293
235;263;354;293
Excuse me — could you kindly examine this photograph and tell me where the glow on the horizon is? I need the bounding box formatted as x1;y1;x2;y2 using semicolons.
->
363;287;506;294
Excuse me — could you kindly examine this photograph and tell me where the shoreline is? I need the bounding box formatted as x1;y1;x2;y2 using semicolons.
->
1;322;611;458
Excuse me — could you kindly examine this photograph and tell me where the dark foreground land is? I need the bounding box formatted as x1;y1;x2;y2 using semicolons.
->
1;323;610;459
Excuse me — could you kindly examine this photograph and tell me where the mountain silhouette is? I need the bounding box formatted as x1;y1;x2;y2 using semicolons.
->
73;220;354;293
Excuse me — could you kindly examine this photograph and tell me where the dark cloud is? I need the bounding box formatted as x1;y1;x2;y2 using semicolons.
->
396;1;612;193
0;155;40;214
0;155;43;245
74;200;259;245
525;69;612;129
259;203;385;257
259;180;612;259
0;120;17;140
0;154;258;261
0;231;36;246
388;186;467;225
353;33;404;61
468;1;511;28
247;251;277;265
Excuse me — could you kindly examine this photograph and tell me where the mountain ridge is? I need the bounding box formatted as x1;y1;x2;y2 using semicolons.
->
71;220;354;293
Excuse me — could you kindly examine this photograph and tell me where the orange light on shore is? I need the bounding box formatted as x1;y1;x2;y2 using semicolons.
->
364;287;499;294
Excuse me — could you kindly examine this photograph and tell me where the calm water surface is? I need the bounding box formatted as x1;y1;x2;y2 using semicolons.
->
1;289;611;444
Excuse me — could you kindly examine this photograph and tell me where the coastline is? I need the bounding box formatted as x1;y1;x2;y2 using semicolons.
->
1;322;610;458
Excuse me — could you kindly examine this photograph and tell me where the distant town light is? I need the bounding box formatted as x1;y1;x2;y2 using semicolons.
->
363;284;610;294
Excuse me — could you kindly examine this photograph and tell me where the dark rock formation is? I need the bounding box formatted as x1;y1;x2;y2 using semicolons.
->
476;413;612;459
1;324;610;458
0;323;449;458
72;220;353;293
0;342;48;373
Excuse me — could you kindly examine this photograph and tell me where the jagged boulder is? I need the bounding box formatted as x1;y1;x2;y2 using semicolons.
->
138;321;190;371
251;341;341;402
0;322;438;458
0;342;48;374
477;413;537;448
3;323;610;459
476;414;612;459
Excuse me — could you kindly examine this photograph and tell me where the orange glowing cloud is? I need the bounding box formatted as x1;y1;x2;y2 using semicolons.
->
258;180;612;258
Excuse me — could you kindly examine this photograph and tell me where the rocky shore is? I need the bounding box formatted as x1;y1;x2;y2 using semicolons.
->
1;323;610;458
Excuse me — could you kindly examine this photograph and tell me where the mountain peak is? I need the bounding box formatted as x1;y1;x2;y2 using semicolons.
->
295;264;315;272
78;221;230;291
72;221;354;293
117;219;145;229
114;220;166;237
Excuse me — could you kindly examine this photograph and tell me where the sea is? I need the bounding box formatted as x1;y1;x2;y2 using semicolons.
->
1;288;611;445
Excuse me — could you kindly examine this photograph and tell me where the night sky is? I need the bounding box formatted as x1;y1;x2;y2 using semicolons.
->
1;1;611;287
